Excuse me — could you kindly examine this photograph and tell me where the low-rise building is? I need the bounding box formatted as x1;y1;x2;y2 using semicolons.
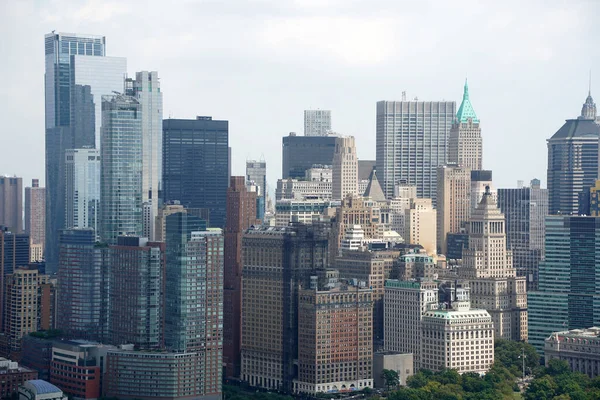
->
545;327;600;378
0;358;37;398
373;352;414;388
19;380;67;400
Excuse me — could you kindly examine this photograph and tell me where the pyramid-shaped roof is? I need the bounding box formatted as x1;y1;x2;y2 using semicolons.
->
471;186;503;221
363;168;386;202
456;79;479;123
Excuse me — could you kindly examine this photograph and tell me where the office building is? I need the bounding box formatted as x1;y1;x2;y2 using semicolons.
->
388;184;417;237
376;100;456;203
545;327;600;378
109;237;164;350
276;178;332;201
275;199;338;227
304;109;331;136
105;349;218;400
21;334;59;381
446;233;469;261
332;136;358;200
282;133;336;179
163;117;229;228
246;160;266;221
459;187;528;341
57;228;108;341
0;359;37;399
224;177;258;378
241;224;329;392
0;229;30;278
44;32;127;274
50;340;113;400
164;214;223;397
294;280;373;395
2;269;55;359
20;380;67;400
448;81;482;171
529;216;600;354
404;198;437;256
100;94;143;244
547;92;599;215
0;176;22;233
436;165;471;255
395;252;436;281
383;280;438;369
421;300;494;374
497;179;548;290
65;148;100;232
125;72;163;240
470;170;495;212
24;180;45;258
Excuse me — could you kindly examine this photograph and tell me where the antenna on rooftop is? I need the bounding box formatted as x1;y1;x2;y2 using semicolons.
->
402;91;406;101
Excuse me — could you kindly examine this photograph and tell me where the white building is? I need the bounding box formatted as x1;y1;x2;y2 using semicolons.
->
274;199;339;227
332;136;358;200
275;179;332;200
304;109;331;137
19;380;67;400
545;327;600;378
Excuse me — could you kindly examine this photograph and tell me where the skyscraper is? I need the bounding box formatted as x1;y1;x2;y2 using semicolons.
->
246;160;266;221
376;100;456;203
404;198;437;256
100;94;143;244
24;180;45;255
109;237;164;350
304;110;331;136
497;179;548;290
0;229;30;332
528;216;600;354
459;187;528;341
547;91;599;215
163;117;229;228
44;32;126;273
448;81;482;171
436;165;471;254
332;136;358;200
57;228;108;341
282;133;336;179
224;177;257;378
65;148;100;232
0;176;23;233
125;72;163;240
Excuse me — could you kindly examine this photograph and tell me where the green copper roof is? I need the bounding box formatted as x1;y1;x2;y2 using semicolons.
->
456;79;479;123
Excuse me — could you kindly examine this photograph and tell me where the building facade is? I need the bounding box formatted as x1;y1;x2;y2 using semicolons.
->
437;165;471;255
282;133;336;179
163;117;229;228
404;198;436;256
0;359;37;399
276;178;332;201
332;136;358;200
448;81;482;171
304;110;332;136
25;179;45;258
545;327;600;378
19;380;66;400
470;170;495;213
100;94;143;244
376;100;456;203
65;148;100;232
275;199;338;227
246;160;267;221
0;176;22;233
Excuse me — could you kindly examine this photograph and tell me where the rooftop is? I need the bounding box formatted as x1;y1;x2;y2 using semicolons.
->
456;80;479;123
548;118;600;141
25;380;62;395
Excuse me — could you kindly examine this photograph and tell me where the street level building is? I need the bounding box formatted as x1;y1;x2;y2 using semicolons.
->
545;327;600;378
19;380;66;400
0;358;37;399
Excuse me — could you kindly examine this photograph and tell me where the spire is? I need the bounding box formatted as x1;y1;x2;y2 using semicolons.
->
456;79;479;123
580;76;597;120
363;167;386;203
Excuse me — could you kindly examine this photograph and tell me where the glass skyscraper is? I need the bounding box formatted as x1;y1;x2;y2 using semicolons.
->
162;117;229;228
65;148;100;233
528;216;600;354
44;32;126;273
376;100;456;205
246;160;267;221
100;94;143;244
282;133;336;179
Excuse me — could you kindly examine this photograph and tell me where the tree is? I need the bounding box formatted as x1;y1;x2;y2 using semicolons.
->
407;372;429;389
546;359;571;376
494;339;540;378
524;375;557;400
382;369;400;391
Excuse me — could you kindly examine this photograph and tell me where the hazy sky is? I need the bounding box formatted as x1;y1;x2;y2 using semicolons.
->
1;0;599;192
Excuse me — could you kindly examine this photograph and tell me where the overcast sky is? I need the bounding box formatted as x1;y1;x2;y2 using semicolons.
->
1;0;599;193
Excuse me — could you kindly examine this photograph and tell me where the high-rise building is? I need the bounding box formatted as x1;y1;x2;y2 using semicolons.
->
459;187;528;341
276;178;332;201
224;177;258;378
383;280;438;369
241;224;329;392
163;117;229;228
376;100;456;203
470;170;495;213
294;279;373;395
57;229;108;341
109;237;164;350
125;72;163;240
282;133;336;179
44;32;126;274
164;213;223;397
246;160;266;221
448;81;482;171
2;268;55;359
0;229;30;330
332;196;385;257
332;136;358;200
154;203;185;242
304;110;331;137
0;176;23;233
437;165;471;255
100;94;143;244
497;179;548;290
528;216;600;354
404;198;437;256
24;180;45;258
547;92;599;215
65;148;100;232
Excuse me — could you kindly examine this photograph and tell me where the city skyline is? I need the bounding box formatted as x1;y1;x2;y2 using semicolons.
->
1;1;599;192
